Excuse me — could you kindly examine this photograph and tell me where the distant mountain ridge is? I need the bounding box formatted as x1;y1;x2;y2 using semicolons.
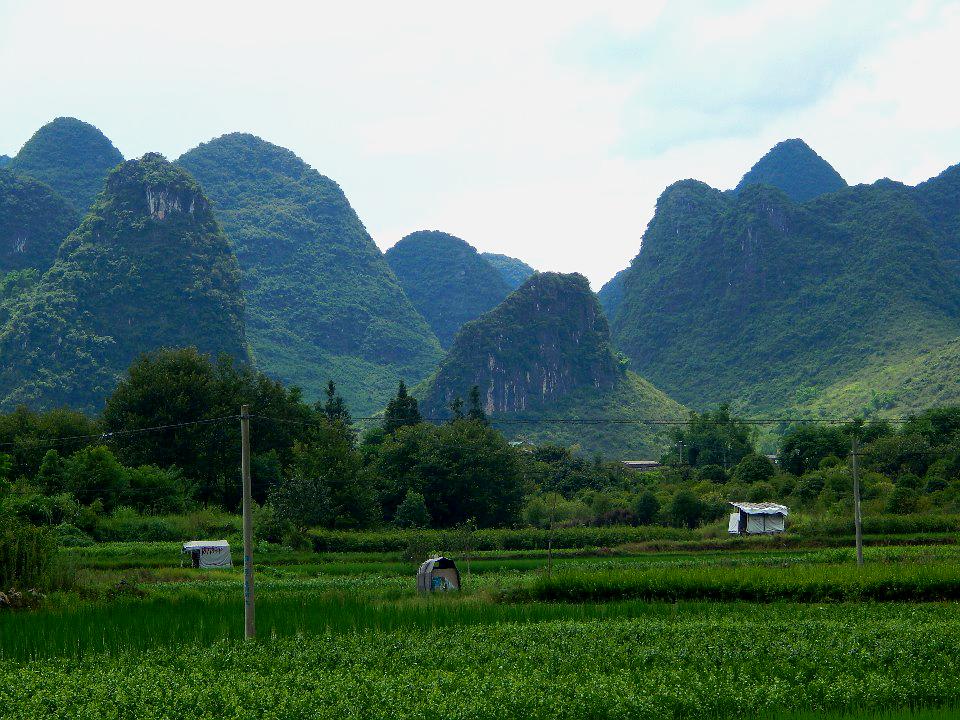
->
177;133;442;414
481;252;535;289
611;140;960;415
733;138;846;202
597;268;628;320
0;153;248;412
0;168;79;275
9;117;123;211
386;230;513;348
419;272;685;456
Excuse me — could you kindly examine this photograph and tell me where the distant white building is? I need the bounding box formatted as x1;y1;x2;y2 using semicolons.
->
181;540;233;568
727;502;789;535
621;460;661;472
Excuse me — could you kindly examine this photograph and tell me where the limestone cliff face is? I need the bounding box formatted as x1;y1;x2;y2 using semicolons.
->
419;272;622;417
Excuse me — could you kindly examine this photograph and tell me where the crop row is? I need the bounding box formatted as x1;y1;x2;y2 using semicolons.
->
3;611;960;719
504;562;960;603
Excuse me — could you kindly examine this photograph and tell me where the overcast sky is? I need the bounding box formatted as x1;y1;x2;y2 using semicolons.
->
2;0;959;287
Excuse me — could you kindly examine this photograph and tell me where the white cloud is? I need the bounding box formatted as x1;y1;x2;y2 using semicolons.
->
1;0;958;288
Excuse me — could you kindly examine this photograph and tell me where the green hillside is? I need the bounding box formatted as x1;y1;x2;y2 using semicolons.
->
177;133;442;414
481;252;535;289
613;157;960;414
0;154;248;413
796;336;960;418
419;272;685;456
0;168;79;274
386;231;512;347
9;117;123;211
734;138;846;202
0;155;10;168
597;267;628;320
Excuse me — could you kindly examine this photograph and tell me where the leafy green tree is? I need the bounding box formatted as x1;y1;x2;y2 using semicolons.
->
35;449;66;495
778;425;848;476
62;445;128;511
0;406;100;483
448;396;465;421
281;423;379;529
393;490;431;528
732;453;775;485
863;433;932;479
102;348;318;509
633;490;660;525
747;482;776;502
467;385;488;425
122;465;191;514
668;489;703;529
669;405;754;467
269;471;332;532
320;380;351;425
886;484;919;514
383;380;422;434
377;420;522;527
696;464;727;484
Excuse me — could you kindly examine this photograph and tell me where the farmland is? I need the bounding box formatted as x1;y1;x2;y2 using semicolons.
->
3;540;960;719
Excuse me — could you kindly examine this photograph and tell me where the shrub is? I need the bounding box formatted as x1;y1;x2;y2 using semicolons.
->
633;491;660;525
732;454;775;485
747;482;775;502
668;490;704;529
393;490;431;528
0;521;57;589
886;485;919;514
54;523;93;547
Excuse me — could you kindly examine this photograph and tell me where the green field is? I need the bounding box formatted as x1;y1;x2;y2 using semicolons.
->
3;541;960;719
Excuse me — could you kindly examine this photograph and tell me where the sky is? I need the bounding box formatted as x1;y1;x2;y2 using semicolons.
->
2;0;960;288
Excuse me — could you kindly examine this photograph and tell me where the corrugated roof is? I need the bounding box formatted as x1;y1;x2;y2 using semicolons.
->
729;501;789;516
182;540;230;550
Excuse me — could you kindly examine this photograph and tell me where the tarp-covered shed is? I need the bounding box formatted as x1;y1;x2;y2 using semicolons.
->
182;540;233;568
728;502;789;535
417;556;460;592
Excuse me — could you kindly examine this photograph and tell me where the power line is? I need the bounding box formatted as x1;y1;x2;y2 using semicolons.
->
0;414;238;450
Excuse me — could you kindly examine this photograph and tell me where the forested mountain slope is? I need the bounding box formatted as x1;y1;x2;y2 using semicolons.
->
612;154;960;414
386;231;512;347
419;272;685;456
177;133;442;414
0;154;248;412
733;138;846;202
481;252;536;290
9;117;123;211
0;169;79;274
597;268;628;320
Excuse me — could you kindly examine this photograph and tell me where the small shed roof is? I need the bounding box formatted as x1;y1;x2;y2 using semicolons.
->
729;502;789;516
182;540;230;551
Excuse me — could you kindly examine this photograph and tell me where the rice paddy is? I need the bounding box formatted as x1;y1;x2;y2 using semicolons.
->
2;541;960;719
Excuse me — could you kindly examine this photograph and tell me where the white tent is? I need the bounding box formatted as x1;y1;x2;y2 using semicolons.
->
182;540;233;568
728;502;789;535
417;556;460;592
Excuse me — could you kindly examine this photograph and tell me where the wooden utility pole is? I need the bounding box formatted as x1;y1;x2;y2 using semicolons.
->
852;435;863;567
547;492;556;578
240;404;256;638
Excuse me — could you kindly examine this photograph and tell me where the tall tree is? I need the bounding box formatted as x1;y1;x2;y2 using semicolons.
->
321;380;351;425
467;385;488;425
383;380;422;434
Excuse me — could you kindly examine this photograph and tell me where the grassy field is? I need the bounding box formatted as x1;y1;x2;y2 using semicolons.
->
2;540;960;719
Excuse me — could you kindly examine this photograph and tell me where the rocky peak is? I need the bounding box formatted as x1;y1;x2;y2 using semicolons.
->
734;138;846;203
419;272;622;417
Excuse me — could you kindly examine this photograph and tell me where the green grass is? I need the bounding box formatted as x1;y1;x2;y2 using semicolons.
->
6;541;960;718
3;606;960;718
